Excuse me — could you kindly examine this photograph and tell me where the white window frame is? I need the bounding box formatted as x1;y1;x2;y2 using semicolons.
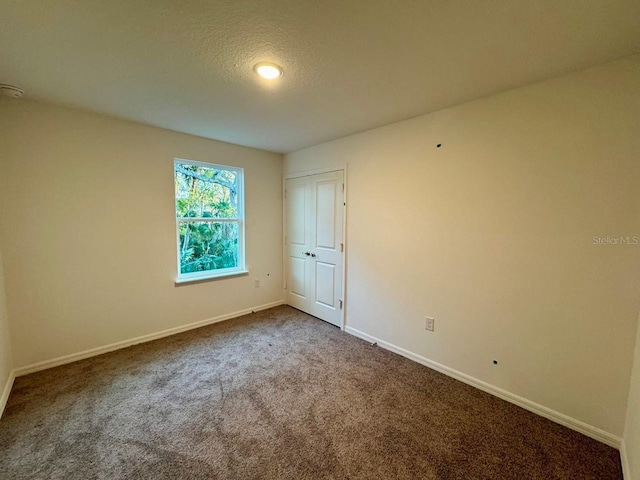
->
174;158;247;284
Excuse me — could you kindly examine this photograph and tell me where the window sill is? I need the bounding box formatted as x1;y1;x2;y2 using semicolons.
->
175;270;249;286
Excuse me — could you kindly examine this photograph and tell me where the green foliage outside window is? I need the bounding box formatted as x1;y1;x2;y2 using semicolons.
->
175;162;241;275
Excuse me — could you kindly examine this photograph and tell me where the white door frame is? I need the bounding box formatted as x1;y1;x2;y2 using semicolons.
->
283;165;348;330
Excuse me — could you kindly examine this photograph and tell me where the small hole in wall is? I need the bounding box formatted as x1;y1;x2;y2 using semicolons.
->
436;144;442;148
493;360;498;365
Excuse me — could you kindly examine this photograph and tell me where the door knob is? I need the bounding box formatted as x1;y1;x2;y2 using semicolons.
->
303;251;311;256
311;253;316;258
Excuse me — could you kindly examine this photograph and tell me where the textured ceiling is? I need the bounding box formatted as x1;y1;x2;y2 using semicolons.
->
1;0;639;153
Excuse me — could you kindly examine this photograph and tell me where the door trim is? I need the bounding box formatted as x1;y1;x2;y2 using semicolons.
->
283;165;348;330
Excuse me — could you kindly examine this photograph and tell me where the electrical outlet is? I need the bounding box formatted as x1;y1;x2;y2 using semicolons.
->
254;279;261;288
425;316;434;331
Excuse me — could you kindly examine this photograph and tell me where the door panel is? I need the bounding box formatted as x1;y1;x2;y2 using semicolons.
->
315;262;336;308
285;170;344;327
315;181;336;249
289;257;306;298
287;184;307;246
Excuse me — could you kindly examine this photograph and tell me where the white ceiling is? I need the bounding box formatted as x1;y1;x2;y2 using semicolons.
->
1;1;639;153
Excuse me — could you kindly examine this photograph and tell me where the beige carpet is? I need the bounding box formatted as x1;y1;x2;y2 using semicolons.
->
0;305;622;479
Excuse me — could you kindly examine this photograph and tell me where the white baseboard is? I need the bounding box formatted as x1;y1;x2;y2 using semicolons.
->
1;369;16;419
14;300;284;377
621;440;631;479
345;326;622;449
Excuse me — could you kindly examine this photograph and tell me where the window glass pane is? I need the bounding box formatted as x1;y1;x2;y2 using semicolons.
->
175;163;238;218
178;221;239;274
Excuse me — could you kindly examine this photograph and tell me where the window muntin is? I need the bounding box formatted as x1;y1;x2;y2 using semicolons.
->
174;159;245;281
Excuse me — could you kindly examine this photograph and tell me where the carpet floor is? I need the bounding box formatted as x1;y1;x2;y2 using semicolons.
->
0;306;622;479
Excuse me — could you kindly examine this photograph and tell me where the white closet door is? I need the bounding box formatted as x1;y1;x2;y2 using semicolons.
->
285;170;344;327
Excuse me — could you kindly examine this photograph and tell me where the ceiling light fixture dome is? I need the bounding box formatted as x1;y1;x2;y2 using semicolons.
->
253;62;283;79
0;84;24;99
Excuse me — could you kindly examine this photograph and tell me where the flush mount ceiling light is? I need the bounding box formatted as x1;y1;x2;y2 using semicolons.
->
253;62;283;79
0;84;24;99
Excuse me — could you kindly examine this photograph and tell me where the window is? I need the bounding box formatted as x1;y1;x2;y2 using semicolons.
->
174;159;245;282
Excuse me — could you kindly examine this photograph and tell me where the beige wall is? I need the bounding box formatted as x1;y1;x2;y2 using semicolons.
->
0;99;283;368
285;55;640;437
0;240;13;408
624;310;640;479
